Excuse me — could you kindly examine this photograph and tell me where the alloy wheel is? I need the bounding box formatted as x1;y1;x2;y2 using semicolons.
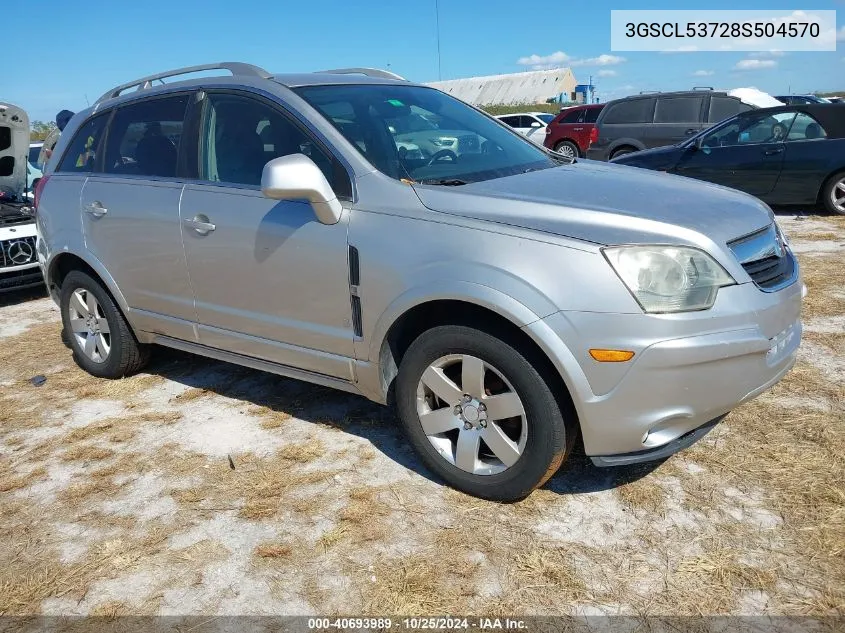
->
415;354;527;475
831;177;845;214
68;288;111;363
555;143;576;159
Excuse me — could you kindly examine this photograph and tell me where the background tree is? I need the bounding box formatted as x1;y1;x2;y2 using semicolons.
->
30;120;58;142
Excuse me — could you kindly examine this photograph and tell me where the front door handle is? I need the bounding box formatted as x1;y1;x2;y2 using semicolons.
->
184;214;216;235
764;147;785;156
84;201;108;217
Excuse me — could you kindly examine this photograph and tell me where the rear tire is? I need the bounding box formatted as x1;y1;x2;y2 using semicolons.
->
59;270;150;378
821;171;845;215
395;325;573;501
554;140;579;159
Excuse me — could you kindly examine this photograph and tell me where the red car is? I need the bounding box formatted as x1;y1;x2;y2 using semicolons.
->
543;104;605;158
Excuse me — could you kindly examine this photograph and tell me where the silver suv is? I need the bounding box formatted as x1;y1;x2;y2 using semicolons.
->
36;63;802;501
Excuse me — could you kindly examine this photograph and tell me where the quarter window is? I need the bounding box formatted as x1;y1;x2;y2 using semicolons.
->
654;96;704;124
103;95;189;178
583;107;602;123
786;113;827;141
57;113;109;173
560;109;583;124
708;97;744;123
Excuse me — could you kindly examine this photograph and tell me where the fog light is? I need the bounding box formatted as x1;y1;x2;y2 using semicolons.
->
589;349;635;362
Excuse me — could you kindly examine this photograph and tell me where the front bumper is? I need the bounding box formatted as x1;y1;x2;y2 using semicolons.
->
0;265;44;292
525;277;803;462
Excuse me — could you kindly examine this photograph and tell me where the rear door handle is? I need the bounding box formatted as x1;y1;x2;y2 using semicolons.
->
764;147;785;156
184;214;216;235
84;201;107;217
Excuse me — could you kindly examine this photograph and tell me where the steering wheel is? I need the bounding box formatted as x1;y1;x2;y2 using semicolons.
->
427;149;458;166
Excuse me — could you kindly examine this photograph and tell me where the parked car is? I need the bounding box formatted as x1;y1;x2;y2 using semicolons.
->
0;103;42;292
29;142;44;168
495;112;554;143
612;104;845;215
543;104;605;158
775;95;830;105
587;89;756;161
38;63;802;501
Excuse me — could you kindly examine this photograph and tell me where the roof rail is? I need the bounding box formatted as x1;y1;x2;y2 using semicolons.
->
95;62;271;104
638;90;661;95
692;86;714;91
315;67;406;81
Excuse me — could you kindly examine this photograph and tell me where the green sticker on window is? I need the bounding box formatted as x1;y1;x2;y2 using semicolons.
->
387;99;404;107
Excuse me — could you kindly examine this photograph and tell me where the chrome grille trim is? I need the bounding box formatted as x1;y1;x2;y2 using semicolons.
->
728;223;797;293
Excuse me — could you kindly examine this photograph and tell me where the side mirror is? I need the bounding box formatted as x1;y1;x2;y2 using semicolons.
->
530;121;542;128
261;154;343;225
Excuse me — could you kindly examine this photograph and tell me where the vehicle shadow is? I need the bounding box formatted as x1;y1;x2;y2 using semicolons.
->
0;285;48;308
144;347;660;498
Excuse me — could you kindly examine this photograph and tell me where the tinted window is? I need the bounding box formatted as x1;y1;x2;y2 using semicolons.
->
560;109;583;124
296;84;557;184
200;93;343;192
104;95;188;177
58;114;109;173
603;98;656;124
583;107;603;123
787;113;827;141
499;116;519;128
29;145;42;165
708;97;744;123
654;96;703;123
537;114;555;124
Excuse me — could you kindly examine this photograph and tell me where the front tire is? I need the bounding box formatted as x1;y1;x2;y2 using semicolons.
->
59;270;150;378
610;146;636;160
395;325;573;501
821;171;845;215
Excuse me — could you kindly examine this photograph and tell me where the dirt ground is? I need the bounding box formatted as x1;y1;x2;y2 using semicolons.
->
0;212;843;620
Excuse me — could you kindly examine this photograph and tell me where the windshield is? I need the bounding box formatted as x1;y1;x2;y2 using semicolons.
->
294;85;560;184
29;145;42;168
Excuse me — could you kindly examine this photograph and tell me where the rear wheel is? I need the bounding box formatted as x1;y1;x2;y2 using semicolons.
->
59;271;150;378
821;171;845;215
554;140;579;159
395;325;574;501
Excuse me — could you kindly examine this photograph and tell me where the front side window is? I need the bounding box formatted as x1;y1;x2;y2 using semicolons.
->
786;113;827;141
58;113;109;173
295;85;559;184
199;93;341;191
654;96;704;124
700;111;797;148
103;95;189;178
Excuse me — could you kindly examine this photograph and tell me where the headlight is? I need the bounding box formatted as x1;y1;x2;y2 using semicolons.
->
603;245;735;313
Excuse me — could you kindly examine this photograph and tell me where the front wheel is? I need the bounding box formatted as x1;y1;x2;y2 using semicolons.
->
395;325;574;501
821;171;845;215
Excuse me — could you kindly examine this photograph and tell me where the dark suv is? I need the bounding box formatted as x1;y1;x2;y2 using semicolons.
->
586;90;754;161
543;104;604;158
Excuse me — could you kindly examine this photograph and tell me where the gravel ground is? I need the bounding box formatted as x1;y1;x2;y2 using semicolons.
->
0;211;843;620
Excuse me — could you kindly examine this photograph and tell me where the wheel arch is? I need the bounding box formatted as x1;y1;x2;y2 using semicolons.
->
47;251;132;317
373;293;579;429
817;168;845;208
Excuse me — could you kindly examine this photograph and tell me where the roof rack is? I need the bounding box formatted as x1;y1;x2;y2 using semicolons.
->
95;62;271;104
315;67;406;81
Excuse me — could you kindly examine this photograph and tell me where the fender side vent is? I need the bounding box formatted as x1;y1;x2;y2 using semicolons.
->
349;245;360;286
351;296;363;337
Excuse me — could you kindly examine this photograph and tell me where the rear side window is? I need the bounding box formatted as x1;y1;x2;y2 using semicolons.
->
499;116;519;128
654;96;704;123
603;99;656;124
708;96;744;123
103;95;189;178
57;114;109;173
560;109;583;124
584;107;603;123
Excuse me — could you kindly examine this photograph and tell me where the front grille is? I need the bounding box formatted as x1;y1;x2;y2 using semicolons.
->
0;235;38;269
728;224;796;291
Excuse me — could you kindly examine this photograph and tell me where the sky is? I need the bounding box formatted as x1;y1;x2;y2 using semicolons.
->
7;0;844;124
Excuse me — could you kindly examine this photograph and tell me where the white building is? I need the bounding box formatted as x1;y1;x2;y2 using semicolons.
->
427;68;577;106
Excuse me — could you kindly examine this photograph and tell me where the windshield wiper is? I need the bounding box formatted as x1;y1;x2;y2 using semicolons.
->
418;178;468;186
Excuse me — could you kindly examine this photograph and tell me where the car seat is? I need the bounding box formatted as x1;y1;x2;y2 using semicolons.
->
805;123;821;140
135;134;177;177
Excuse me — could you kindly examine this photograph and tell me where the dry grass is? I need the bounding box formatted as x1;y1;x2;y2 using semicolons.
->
0;466;47;493
616;477;666;513
255;543;292;559
800;253;845;318
796;231;842;241
279;438;325;463
61;444;116;463
363;556;445;614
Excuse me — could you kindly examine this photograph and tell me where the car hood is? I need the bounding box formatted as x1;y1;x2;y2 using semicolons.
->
412;160;773;246
0;103;30;201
